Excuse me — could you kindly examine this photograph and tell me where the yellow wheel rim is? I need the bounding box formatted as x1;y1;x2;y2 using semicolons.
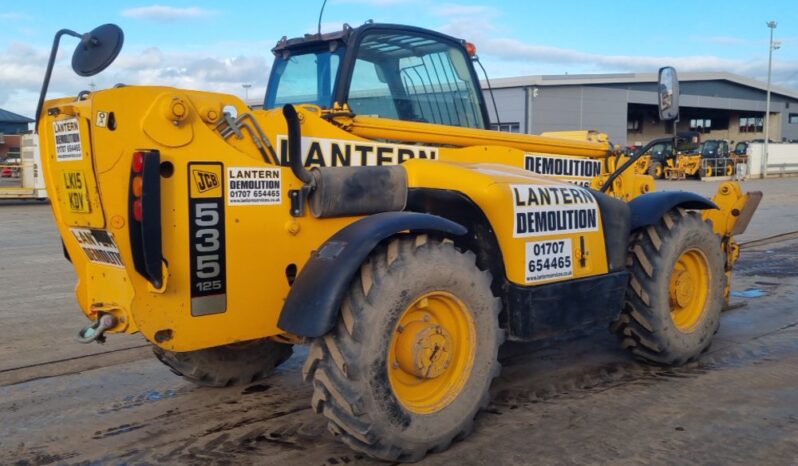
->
706;166;713;177
726;165;733;176
388;291;476;414
669;249;710;332
655;165;662;177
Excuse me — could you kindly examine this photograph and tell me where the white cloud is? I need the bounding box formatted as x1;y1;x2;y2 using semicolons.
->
121;5;216;21
0;40;270;118
438;17;798;87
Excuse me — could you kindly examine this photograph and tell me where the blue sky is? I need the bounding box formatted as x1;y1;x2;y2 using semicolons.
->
1;0;796;117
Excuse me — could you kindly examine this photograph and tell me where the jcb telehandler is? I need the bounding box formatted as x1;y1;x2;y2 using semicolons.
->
37;23;760;461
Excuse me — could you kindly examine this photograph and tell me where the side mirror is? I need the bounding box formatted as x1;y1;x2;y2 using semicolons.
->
72;24;124;77
35;24;124;132
658;66;679;121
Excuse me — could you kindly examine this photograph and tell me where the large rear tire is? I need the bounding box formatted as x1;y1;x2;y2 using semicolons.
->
304;235;502;462
153;339;293;387
612;209;724;366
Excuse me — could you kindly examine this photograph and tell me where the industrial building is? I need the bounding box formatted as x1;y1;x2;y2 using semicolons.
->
0;108;33;160
483;72;798;147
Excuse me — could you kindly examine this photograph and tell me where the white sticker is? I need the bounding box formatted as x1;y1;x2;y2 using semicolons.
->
523;155;602;187
53;117;83;161
525;238;573;283
70;228;124;268
512;184;599;238
276;135;438;167
96;111;108;128
227;167;282;205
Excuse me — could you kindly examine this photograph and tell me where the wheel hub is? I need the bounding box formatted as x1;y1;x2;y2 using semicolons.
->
671;269;696;308
387;291;477;414
669;249;710;332
395;320;453;379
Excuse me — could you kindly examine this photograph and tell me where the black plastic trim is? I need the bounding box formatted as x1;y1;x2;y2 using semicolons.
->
628;191;717;231
591;189;631;272
504;271;630;342
277;211;467;337
129;150;163;288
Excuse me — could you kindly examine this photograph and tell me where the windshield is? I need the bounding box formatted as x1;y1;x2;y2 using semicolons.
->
734;142;747;155
265;48;344;109
702;141;719;154
647;142;670;156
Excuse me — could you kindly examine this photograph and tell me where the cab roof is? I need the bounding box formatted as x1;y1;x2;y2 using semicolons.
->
271;22;467;55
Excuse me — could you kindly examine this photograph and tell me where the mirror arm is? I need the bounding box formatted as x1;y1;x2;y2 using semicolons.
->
599;149;645;193
34;29;82;133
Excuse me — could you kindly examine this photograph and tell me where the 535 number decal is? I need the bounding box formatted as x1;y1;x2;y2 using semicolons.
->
189;163;227;316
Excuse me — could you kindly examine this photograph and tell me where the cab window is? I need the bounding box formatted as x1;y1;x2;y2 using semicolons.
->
265;48;343;109
348;31;486;129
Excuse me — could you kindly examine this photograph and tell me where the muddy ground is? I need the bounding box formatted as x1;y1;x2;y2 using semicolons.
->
1;179;797;465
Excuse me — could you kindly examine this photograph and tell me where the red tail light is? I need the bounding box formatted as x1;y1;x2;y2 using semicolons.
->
133;199;143;221
132;151;145;173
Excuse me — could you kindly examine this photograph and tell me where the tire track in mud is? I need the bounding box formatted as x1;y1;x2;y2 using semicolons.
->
0;344;152;387
3;243;797;466
491;325;798;410
6;322;795;466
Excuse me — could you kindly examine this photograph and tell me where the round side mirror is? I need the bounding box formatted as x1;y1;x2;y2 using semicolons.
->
71;24;124;77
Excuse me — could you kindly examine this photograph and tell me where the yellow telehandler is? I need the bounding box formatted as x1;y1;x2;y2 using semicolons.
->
36;23;760;461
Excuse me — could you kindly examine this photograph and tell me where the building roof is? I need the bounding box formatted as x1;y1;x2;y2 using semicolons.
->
485;71;798;101
0;108;33;124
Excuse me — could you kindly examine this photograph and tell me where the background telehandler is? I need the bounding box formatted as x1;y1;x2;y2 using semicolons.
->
36;22;760;461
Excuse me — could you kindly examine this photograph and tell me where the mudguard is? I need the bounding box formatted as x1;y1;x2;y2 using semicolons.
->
277;211;467;337
628;191;717;230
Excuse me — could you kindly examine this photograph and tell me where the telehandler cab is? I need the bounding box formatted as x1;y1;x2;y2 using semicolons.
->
37;22;761;461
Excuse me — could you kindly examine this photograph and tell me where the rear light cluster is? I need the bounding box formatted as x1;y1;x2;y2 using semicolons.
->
128;149;164;289
131;151;145;222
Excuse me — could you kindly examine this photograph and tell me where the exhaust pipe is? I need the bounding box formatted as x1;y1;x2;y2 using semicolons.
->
282;104;314;185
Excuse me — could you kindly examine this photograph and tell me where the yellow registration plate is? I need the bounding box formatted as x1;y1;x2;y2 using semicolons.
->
62;170;90;213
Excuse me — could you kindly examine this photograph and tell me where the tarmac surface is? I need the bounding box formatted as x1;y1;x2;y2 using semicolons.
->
1;178;797;465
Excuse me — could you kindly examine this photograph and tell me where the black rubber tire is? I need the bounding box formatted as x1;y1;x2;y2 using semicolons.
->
612;209;725;366
153;339;293;387
303;235;502;462
648;161;665;179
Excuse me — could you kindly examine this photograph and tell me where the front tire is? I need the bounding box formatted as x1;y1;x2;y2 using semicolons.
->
649;161;665;179
304;235;502;462
153;339;293;387
612;209;724;366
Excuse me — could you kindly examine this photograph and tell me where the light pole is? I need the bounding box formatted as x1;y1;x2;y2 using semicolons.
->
242;83;252;101
763;20;779;178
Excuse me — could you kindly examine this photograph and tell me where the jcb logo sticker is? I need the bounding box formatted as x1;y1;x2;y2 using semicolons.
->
190;166;223;198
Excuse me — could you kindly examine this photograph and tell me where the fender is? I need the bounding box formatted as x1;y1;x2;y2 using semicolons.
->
277;211;467;337
628;191;718;230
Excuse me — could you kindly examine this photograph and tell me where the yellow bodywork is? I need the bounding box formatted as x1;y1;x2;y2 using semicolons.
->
38;86;749;351
665;154;702;179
